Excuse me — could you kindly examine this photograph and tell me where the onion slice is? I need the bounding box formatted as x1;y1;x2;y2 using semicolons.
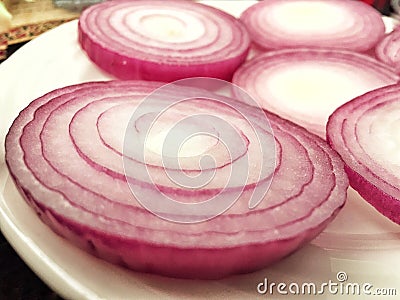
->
78;0;250;81
232;48;399;137
327;84;400;225
5;80;348;279
240;0;385;52
375;28;400;73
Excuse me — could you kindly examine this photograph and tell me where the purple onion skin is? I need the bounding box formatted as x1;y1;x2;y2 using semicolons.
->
78;1;251;82
17;181;341;279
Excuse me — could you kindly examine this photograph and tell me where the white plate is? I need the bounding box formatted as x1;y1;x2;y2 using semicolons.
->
0;2;400;299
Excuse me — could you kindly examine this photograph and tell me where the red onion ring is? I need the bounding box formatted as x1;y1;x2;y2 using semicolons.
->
233;48;399;137
327;84;400;225
375;28;400;74
78;0;250;81
240;0;385;52
5;80;348;279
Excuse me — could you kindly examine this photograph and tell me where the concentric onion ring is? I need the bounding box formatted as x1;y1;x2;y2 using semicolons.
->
327;84;400;225
375;28;400;74
240;0;385;52
5;80;348;279
78;0;250;81
232;48;399;137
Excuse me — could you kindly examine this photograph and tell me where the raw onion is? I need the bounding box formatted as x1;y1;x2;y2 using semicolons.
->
5;80;348;279
375;28;400;73
240;0;385;52
327;84;400;225
78;0;250;81
232;48;399;137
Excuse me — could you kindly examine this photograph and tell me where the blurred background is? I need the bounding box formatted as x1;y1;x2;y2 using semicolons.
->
0;0;103;59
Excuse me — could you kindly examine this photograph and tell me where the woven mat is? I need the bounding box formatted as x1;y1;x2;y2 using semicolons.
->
0;0;80;59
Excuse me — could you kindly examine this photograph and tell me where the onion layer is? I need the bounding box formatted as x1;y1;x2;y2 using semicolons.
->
5;80;348;279
78;0;250;81
327;84;400;225
375;28;400;73
240;0;385;52
232;48;399;137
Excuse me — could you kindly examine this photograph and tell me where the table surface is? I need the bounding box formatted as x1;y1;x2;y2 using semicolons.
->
0;232;61;299
0;43;62;300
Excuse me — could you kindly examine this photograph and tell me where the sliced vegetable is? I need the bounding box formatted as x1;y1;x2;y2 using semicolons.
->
375;28;400;73
78;0;250;81
327;84;400;225
240;0;385;52
5;80;348;279
233;48;399;137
